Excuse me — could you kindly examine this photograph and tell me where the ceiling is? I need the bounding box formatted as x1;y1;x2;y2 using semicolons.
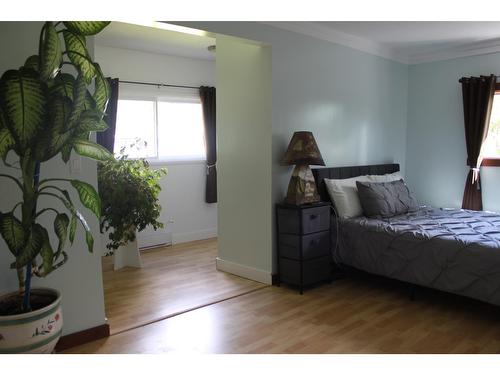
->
94;22;215;61
95;21;500;65
267;21;500;64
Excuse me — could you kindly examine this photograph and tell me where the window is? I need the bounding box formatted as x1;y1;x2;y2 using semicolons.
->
482;83;500;166
113;91;206;162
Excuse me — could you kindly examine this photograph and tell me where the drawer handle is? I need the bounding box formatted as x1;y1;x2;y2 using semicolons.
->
310;214;318;220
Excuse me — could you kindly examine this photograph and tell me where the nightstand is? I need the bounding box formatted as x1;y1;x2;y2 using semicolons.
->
276;201;332;294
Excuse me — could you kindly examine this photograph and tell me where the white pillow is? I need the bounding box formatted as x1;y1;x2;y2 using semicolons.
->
369;171;404;183
324;175;373;219
324;171;405;219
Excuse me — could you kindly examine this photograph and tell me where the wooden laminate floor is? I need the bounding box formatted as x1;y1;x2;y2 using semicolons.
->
102;238;266;334
68;270;500;354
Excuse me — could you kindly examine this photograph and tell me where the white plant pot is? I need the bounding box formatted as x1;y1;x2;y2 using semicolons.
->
0;288;63;354
113;239;142;271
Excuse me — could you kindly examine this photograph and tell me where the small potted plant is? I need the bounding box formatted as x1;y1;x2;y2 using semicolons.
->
0;21;112;353
98;142;167;268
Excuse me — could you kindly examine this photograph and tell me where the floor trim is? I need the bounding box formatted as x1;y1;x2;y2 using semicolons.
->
216;257;272;285
55;323;110;352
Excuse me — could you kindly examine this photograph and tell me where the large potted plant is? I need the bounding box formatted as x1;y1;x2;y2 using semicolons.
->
98;144;167;269
0;21;112;353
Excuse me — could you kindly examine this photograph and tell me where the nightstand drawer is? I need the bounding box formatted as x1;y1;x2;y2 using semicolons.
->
278;205;330;234
279;231;330;260
279;256;331;286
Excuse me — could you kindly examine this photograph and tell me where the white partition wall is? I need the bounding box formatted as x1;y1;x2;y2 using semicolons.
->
215;34;273;284
0;22;106;335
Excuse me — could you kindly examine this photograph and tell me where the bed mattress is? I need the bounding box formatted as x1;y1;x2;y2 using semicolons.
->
337;207;500;305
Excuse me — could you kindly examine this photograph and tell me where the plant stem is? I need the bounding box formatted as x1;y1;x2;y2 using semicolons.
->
35;207;60;218
22;162;40;312
39;177;72;186
0;174;23;190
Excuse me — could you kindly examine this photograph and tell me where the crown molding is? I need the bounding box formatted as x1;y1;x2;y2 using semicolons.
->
408;37;500;65
262;22;500;66
262;22;408;64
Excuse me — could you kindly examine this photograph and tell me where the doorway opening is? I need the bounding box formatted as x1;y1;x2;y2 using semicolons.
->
95;21;266;334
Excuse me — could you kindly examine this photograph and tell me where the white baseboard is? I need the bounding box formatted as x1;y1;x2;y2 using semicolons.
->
216;257;272;285
172;228;217;245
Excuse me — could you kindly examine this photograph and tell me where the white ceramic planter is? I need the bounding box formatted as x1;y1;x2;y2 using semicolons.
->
113;238;142;271
0;288;63;354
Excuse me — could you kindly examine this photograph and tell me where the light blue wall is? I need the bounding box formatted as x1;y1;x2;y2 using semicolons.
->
180;22;409;273
407;53;500;212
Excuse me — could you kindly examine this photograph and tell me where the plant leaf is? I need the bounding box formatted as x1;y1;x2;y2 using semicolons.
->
50;73;75;100
70;179;101;218
39;225;54;275
73;139;112;161
93;64;110;113
54;213;69;255
69;213;77;244
0;212;26;256
0;127;15;162
84;91;96;111
63;21;110;36
61;144;72;163
34;96;72;161
85;230;94;253
39;22;62;81
73;208;92;252
14;224;44;269
68;73;87;128
77;110;108;132
0;68;47;151
24;55;39;72
63;30;96;84
75;209;90;231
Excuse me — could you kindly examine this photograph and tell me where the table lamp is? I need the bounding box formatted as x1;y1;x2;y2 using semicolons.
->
281;131;325;205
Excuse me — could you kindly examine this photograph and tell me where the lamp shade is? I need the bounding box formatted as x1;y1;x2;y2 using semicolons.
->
281;131;325;166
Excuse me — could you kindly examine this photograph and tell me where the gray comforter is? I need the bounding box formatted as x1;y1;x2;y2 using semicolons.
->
337;207;500;305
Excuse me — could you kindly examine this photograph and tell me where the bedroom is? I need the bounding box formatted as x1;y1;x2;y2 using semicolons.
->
2;1;500;371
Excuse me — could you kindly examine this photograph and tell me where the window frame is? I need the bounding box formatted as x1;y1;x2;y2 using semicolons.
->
114;95;207;164
481;82;500;167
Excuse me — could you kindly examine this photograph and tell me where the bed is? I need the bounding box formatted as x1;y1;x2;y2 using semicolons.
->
312;163;500;306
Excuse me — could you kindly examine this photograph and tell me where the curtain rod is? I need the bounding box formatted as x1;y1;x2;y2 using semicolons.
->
119;79;199;90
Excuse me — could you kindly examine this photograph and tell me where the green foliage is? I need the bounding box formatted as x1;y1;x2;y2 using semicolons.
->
70;179;101;219
63;21;110;36
0;21;111;306
39;22;62;81
0;68;47;152
99;146;167;251
0;212;26;257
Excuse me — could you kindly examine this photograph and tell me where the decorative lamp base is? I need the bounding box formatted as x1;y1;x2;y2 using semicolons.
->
285;164;321;206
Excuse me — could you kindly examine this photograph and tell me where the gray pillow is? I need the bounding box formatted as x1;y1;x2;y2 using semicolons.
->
356;179;418;218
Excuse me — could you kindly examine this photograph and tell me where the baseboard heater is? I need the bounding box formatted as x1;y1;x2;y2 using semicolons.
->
137;232;172;250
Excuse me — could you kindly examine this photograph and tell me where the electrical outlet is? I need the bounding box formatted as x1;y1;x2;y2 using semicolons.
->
168;217;175;223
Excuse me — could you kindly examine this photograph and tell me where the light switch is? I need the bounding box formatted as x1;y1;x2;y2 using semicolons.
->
70;157;81;175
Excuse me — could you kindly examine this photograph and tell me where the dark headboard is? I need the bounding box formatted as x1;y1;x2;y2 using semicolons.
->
312;163;400;202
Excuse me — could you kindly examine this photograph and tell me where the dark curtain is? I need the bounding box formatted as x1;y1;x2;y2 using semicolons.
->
459;74;496;211
199;86;217;203
97;78;120;153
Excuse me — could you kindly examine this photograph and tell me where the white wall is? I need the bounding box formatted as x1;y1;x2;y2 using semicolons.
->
94;45;217;248
215;35;272;283
0;22;106;335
